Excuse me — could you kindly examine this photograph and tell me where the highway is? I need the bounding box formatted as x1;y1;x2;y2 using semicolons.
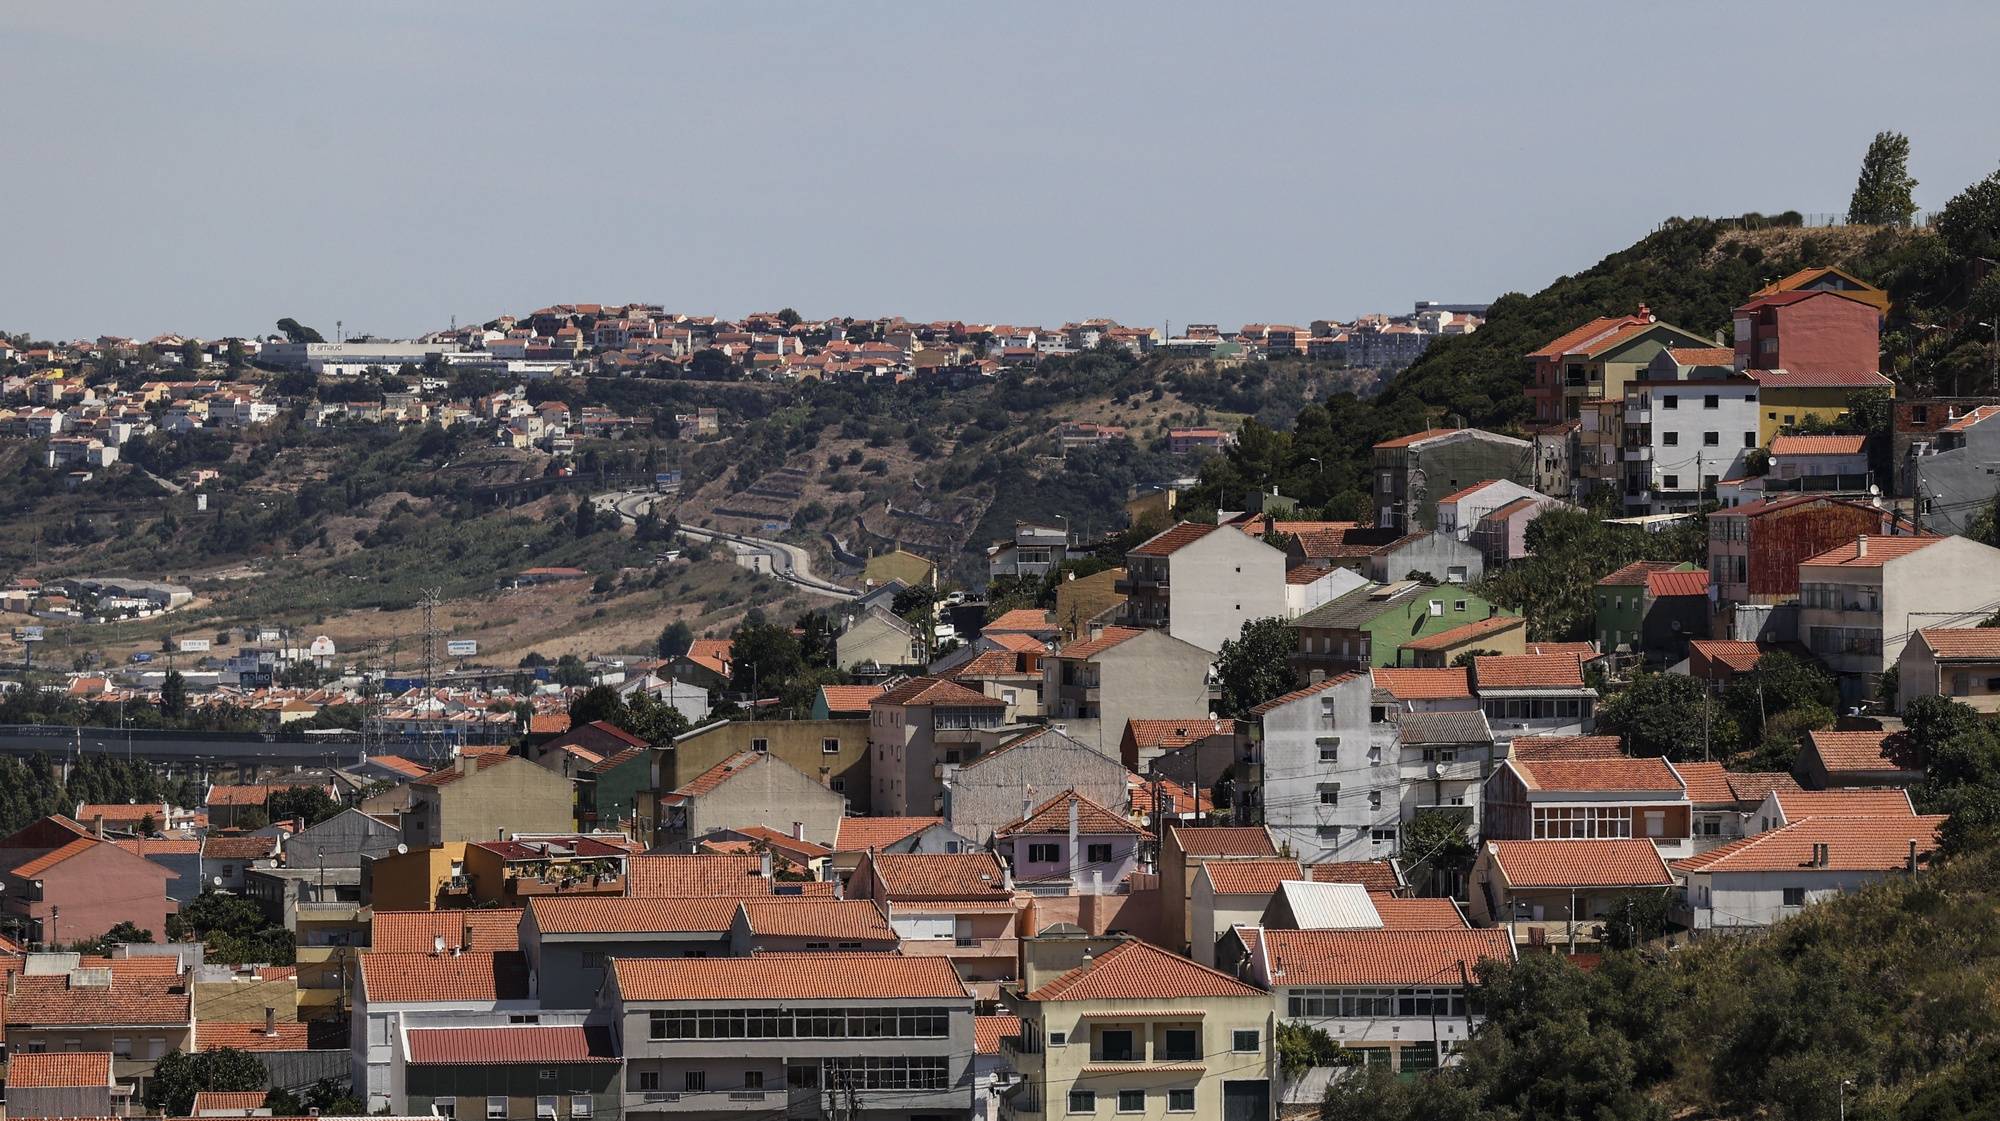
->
0;724;372;767
596;491;858;601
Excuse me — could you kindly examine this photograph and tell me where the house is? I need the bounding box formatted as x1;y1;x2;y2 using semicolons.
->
1236;922;1514;1087
669;638;734;693
1119;718;1235;785
949;644;1046;722
4;1051;129;1119
1041;626;1214;756
828;816;973;884
1370;428;1537;531
1284;562;1370;618
625;852;837;900
847;851;1021;983
1706;496;1894;606
988;522;1072;582
999;937;1274;1121
653;751;846;852
1760;434;1873;496
636;718;870;846
837;605;926;674
812;683;887;719
947;726;1133;847
1795;729;1923;790
401;754;578;849
1118;522;1287;652
457;834;634;908
1898;627;2000;714
985;608;1062;642
993;790;1151;897
690;824;832;878
1734;287;1882;377
1747;367;1896;445
863;548;939;590
869;676;1011;816
604;954;975;1118
1396;614;1527;667
350;950;539;1111
1291;582;1503;675
1525;309;1716;424
728;897;899;954
114;836;203;906
1910;403;2000;534
1432;479;1544;541
1470;653;1597;742
1471;495;1574;566
1799;534;2000;700
1750;787;1917;834
1187;858;1302;967
519;897;741;1005
1361;531;1487;586
1481;750;1693;859
1158;825;1280;958
3;957;195;1096
569;743;652;834
1253;675;1377;862
1672;815;1943;931
1465;839;1675;949
0;816;174;944
1621;347;1762;512
397;1025;621;1121
1673;761;1800;851
283;807;402;872
1745;265;1891;316
1594;560;1699;660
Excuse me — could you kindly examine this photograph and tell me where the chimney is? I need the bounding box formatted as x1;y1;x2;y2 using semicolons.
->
6;970;16;997
791;821;806;842
265;1006;277;1036
759;851;773;881
431;934;447;956
1637;303;1654;323
1908;838;1920;873
463;921;475;952
91;814;105;838
457;754;475;775
1067;795;1082;888
1856;535;1868;558
1021;896;1038;942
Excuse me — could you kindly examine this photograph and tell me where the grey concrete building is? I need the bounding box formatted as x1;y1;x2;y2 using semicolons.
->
945;726;1132;846
1042;626;1216;756
284;807;403;870
1372;427;1537;533
1910;405;2000;535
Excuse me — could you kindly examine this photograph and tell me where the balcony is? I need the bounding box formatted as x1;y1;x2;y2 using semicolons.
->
631;1089;780;1113
1622;446;1651;462
507;870;626;897
439;875;472;897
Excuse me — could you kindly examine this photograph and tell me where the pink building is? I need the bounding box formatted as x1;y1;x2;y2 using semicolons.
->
1733;290;1880;374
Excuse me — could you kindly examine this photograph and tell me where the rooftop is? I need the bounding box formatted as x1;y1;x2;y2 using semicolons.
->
874;675;1006;708
1198;857;1304;896
358;951;531;1003
1400;614;1525;652
1307;861;1403;893
1770;434;1869;456
613;953;969;1002
1511;755;1683;794
1026;938;1265;1002
1170;825;1279;858
6;1051;112;1088
371;910;524;953
1675;816;1946;875
834;816;944;853
406;1025;619;1065
528;896;740;935
1055;626;1146;660
1806;730;1913;774
1488;839;1674;889
1472;653;1588;690
1128;522;1221;557
1918;628;2000;660
1247;673;1364;717
866;851;1014;900
1510;735;1623;761
1774;788;1916;819
1800;535;1942;568
1371;666;1474;701
1260;927;1514;986
997;790;1148;839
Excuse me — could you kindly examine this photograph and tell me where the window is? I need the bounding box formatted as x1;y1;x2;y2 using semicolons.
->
1100;1029;1136;1061
742;1072;764;1090
1233;1029;1261;1052
1087;843;1113;864
684;1072;706;1092
1703;394;1719;409
1162;1028;1200;1061
1318;739;1339;763
1704;430;1720;446
436;1098;457;1119
1368;791;1382;810
1118;1089;1147;1113
580;951;604;969
570;1097;592;1119
1371;828;1396;845
1168;1089;1197;1113
487;1097;507;1120
1782;887;1806;907
1318;784;1340;806
1744;431;1757;447
1953;673;1970;696
1049;1031;1068;1047
1428;600;1443;617
1662;474;1679;490
752;737;769;753
636;1072;659;1092
537;1096;558;1120
822;738;840;754
539;1069;558;1082
1534;806;1632;839
1662;394;1679;409
1663;431;1678;446
1069;1090;1097;1113
1317;825;1340;839
112;1037;131;1058
1784;414;1796;425
830;779;845;793
1454;600;1467;612
509;1014;542;1024
1027;842;1060;863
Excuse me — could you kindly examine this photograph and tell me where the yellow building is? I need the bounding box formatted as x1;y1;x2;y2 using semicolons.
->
1746;265;1891;317
361;842;466;911
863;548;938;589
1124;486;1179;528
1053;568;1126;640
1749;369;1895;444
1000;937;1274;1121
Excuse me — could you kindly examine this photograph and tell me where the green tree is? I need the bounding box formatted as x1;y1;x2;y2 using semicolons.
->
657;620;695;658
1277;1021;1342;1079
1401;809;1476;897
274;318;325;344
568;685;626;729
144;1049;269;1115
1938;167;2000;262
159;670;188;719
1596;672;1737;761
730;615;804;697
268;786;342;827
1846;131;1918;226
1215;617;1295;718
623;693;690;745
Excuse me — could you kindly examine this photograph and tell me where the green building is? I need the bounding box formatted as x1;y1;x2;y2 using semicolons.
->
1593;560;1698;658
1290;581;1503;674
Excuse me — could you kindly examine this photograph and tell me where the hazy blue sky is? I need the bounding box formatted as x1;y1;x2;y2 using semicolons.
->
6;1;1999;341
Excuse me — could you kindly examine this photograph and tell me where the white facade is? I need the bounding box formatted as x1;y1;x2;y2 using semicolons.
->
1285;566;1370;619
1624;353;1762;513
1800;536;2000;694
351;990;547;1112
1435;479;1541;540
1258;675;1377;863
1166;530;1289;653
1679;867;1901;930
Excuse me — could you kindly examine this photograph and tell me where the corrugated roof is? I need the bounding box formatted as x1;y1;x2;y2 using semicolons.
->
613;954;969;1002
1488;839;1674;888
406;1025;619;1065
1270;881;1384;929
1026;938;1264;1001
1646;569;1710;598
1395;710;1493;746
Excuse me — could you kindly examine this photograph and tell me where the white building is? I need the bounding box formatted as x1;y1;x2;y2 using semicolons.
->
1623;348;1762;513
1673;815;1943;930
1122;523;1289;653
1433;479;1543;540
1797;534;2000;701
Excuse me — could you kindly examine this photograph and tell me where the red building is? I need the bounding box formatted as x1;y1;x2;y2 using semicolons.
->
1706;495;1900;605
0;816;174;944
1733;290;1880;374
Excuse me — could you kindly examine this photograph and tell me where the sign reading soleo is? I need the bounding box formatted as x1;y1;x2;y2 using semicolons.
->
446;640;479;658
177;638;210;653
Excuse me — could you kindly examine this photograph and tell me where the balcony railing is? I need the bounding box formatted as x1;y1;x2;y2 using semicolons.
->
632;1089;777;1112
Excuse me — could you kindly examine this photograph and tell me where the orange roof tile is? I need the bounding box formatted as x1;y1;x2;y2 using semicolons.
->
613;954;969;1001
1488;839;1674;888
975;1014;1022;1055
1770;434;1868;456
1170;826;1278;858
1122;719;1236;750
2;971;191;1025
672;752;764;798
195;1022;313;1052
626;854;797;897
1665;346;1736;367
1943;404;2000;433
1371;896;1467;929
1805;730;1912;774
1435;479;1506;505
1056;626;1146;659
1526;315;1649;361
1688;639;1766;675
1248;673;1364;717
1800;534;1942;568
203;835;280;861
192;1091;275;1112
818;684;887;714
358;951;530;1003
1675;816;1945;874
1773;788;1916;820
371;910;524;953
1260;928;1512;986
739;899;895;940
874;676;1005;708
406;1025;617;1064
1746;368;1894;389
1399;615;1524;652
1511;756;1682;794
1371;667;1473;700
6;1051;112;1088
1473;653;1587;690
529;896;740;935
998;790;1149;838
1596;560;1687;587
986;631;1052;654
1646;570;1710;598
1128;522;1220;557
1672;761;1740;805
1026;938;1264;1001
1307;861;1402;893
1917;628;2000;660
11;836;102;877
834;817;944;853
113;837;201;856
984;608;1057;634
867;852;1013;900
1198;858;1303;895
412;752;513;788
1509;736;1624;761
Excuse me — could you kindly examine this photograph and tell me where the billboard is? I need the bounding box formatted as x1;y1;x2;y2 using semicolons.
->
178;638;211;653
446;640;479;658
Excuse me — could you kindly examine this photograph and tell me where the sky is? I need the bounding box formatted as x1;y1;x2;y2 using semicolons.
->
6;1;2000;342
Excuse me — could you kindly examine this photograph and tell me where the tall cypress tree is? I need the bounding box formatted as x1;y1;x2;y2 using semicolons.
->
1847;131;1919;226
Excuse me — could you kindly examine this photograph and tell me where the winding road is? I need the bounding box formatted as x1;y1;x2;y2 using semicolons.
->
595;491;858;601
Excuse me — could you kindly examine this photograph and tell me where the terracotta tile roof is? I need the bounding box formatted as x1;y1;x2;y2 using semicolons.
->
951;650;1028;678
1596;560;1686;587
529;896;741;935
1473;653;1587;690
195;1022;314;1051
834;817;944;853
2;971;192;1025
406;1025;617;1064
1123;719;1236;750
1170;825;1278;858
985;608;1057;633
1523;641;1601;659
412;752;512;788
1128;522;1220;557
202;835;279;861
1399;615;1525;652
975;1014;1022;1055
114;837;202;856
739;899;895;940
1026;938;1264;1001
867;852;1013;900
1056;626;1146;659
1943;404;2000;432
191;1091;274;1112
710;825;831;862
1673;762;1740;805
874;675;1005;708
527;713;571;736
672;751;763;798
1723;770;1801;803
613;953;969;1001
998;790;1149;838
1918;628;2000;660
6;1051;112;1087
73;803;163;823
1646;569;1710;598
370;755;432;778
682;638;733;677
1747;368;1895;389
1511;756;1683;794
1689;639;1765;674
11;836;102;876
1198;858;1303;895
1773;788;1916;820
1371;896;1468;928
1770;434;1868;456
1666;346;1736;367
1806;730;1912;774
1676;816;1946;874
1371;667;1473;700
1509;736;1623;761
1129;774;1212;819
627;854;793;897
818;684;887;714
1286;562;1341;585
1526;315;1650;360
206;784;294;807
358;951;530;1003
1248;673;1364;717
1307;861;1402;893
1260;928;1512;986
371;910;524;953
1800;535;1941;568
1487;839;1674;888
1372;427;1461;449
986;631;1053;654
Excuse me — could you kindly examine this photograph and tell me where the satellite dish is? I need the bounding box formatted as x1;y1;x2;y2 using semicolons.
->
1432;762;1446;779
396;843;409;855
1868;484;1881;497
212;875;223;887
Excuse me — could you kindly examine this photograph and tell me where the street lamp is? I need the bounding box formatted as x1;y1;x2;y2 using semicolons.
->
1980;322;1999;393
1838;1078;1856;1121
